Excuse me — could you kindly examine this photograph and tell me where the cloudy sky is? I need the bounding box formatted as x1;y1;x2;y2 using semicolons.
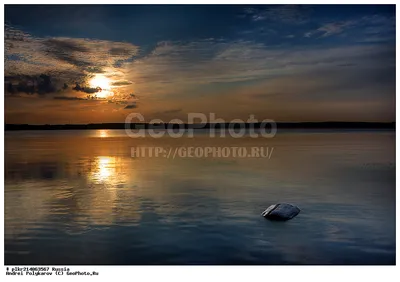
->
4;5;395;124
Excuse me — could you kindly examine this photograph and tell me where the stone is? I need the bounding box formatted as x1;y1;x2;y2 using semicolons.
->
261;203;300;221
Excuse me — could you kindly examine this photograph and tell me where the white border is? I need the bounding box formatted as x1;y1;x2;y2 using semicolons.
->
1;1;398;281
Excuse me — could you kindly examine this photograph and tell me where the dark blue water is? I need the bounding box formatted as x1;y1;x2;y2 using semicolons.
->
4;130;395;264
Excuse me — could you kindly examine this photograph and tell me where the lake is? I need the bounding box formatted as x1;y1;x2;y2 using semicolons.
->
4;129;395;265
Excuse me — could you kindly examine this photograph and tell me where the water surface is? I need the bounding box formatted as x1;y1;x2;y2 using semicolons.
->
5;129;395;264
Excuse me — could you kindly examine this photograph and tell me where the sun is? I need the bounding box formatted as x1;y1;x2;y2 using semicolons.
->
89;75;111;90
89;75;113;98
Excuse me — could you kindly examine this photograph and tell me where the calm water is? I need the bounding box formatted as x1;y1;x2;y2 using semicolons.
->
4;130;395;265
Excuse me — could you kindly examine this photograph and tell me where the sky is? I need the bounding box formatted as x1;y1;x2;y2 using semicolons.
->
4;4;396;124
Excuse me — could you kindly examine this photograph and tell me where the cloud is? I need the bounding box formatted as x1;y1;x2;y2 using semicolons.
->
86;66;106;73
53;96;87;101
124;104;137;109
4;24;139;99
111;81;133;86
72;83;102;94
242;5;311;24
109;47;136;57
123;39;394;90
5;74;58;95
304;14;395;38
44;38;92;68
305;21;356;38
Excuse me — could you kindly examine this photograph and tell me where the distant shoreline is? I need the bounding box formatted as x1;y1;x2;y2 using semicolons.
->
4;122;395;131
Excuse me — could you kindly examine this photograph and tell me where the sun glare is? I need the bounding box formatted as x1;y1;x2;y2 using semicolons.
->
90;156;116;183
90;75;111;90
89;75;113;98
99;129;108;138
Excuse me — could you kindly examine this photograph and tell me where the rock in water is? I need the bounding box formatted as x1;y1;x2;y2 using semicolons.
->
261;203;300;221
